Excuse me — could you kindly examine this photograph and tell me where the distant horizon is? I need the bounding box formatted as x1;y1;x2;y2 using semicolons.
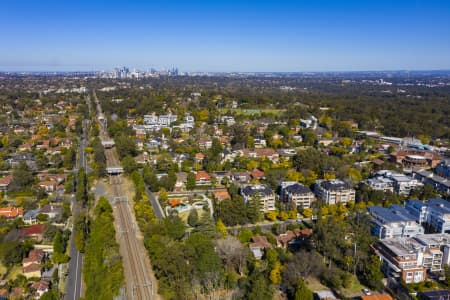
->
2;67;450;74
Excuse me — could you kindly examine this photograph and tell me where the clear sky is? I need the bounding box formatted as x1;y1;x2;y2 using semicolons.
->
1;0;450;72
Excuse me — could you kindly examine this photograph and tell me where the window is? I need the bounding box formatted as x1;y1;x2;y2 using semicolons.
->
414;271;423;282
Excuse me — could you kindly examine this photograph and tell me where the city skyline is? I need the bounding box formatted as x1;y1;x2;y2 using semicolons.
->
1;0;450;72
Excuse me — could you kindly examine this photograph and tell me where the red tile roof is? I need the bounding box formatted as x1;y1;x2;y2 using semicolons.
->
23;262;41;274
23;249;45;265
0;206;23;218
20;224;46;236
250;169;265;179
0;175;12;186
31;279;50;291
213;190;231;201
195;153;205;159
195;171;211;181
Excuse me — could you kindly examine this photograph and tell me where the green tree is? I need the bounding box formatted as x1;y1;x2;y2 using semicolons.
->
186;172;196;190
83;197;124;299
53;230;65;254
11;162;35;191
114;134;137;158
361;255;383;290
121;155;138;174
247;195;262;223
143;165;159;192
295;279;313;300
63;146;76;169
216;219;227;238
238;228;253;244
193;212;216;238
187;209;199;227
247;273;274;300
74;214;87;252
444;265;450;287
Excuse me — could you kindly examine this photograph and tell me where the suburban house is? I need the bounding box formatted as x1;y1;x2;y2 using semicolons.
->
0;206;23;219
0;175;13;191
232;171;250;184
23;209;40;225
38;181;58;192
249;236;272;259
280;182;315;209
198;138;213;150
253;138;267;148
20;224;46;242
239;148;280;163
213;189;231;201
8;287;23;299
194;152;205;163
314;179;355;205
276;228;313;249
250;169;265;180
22;249;45;279
241;184;276;212
30;280;50;298
39;204;62;221
36;173;66;184
195;171;211;185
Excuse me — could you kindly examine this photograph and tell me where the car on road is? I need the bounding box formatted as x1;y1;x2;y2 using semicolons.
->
362;288;371;295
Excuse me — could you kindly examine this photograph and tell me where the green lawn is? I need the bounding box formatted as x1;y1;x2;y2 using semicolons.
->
339;275;366;298
6;265;22;281
305;276;328;292
305;274;367;298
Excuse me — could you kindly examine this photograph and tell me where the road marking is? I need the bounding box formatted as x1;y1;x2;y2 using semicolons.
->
73;246;80;299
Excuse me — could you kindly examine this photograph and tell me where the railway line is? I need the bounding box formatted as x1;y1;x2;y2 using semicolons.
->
93;90;157;299
111;175;153;300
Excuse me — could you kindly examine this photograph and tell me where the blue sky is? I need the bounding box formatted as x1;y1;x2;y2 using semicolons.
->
1;0;450;72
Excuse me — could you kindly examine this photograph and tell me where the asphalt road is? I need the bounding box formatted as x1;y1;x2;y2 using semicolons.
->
64;196;83;300
143;182;165;219
64;116;87;300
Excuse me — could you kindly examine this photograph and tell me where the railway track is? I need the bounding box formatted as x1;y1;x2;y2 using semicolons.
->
111;175;153;300
93;91;156;299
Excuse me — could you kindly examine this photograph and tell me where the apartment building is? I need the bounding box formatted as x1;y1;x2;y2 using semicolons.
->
280;182;315;209
314;179;355;205
241;184;276;212
373;237;427;283
412;169;450;195
406;198;450;233
435;159;450;178
365;177;395;193
372;170;422;195
368;205;424;239
373;234;450;283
